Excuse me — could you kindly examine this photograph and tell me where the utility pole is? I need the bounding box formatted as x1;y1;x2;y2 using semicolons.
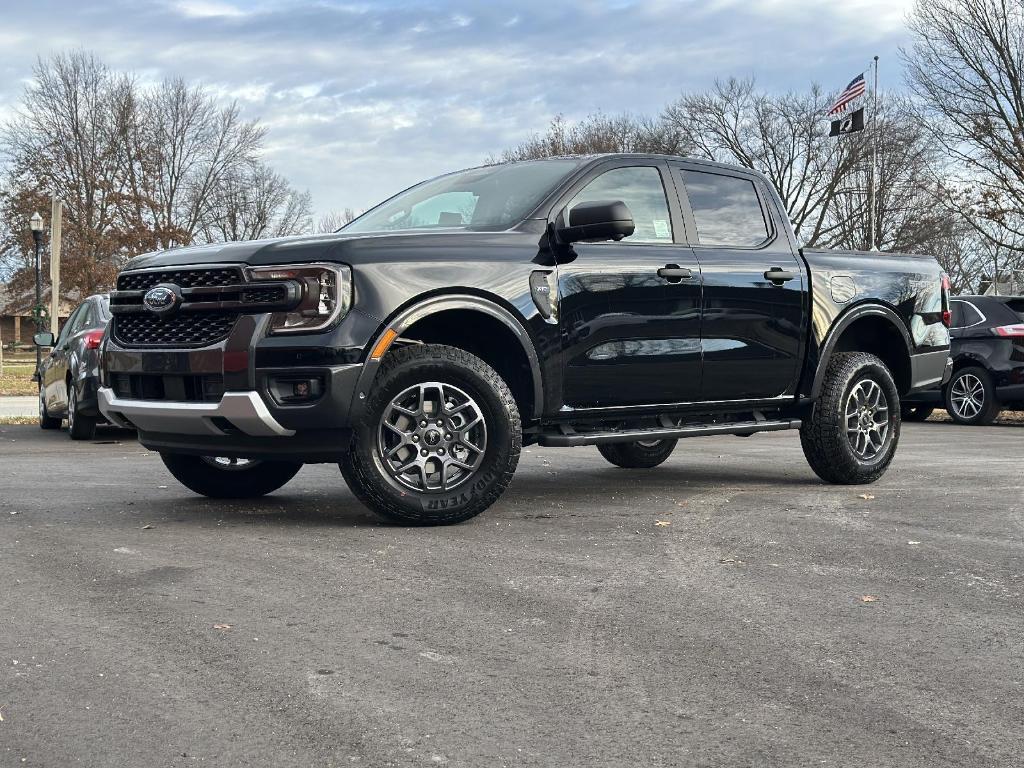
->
869;55;879;251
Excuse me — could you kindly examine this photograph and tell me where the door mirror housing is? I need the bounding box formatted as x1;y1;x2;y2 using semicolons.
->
34;331;55;348
558;200;635;243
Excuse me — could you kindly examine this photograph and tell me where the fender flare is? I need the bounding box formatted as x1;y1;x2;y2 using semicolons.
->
811;303;912;399
352;294;544;419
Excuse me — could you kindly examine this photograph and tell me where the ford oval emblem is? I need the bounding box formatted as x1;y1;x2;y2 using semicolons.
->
143;284;181;316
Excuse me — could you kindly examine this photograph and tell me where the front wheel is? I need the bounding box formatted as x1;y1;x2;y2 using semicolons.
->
39;387;61;430
598;439;677;468
338;344;521;525
801;352;900;484
160;454;302;498
945;367;1001;425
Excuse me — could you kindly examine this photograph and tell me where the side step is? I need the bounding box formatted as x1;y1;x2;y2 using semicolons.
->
538;419;801;447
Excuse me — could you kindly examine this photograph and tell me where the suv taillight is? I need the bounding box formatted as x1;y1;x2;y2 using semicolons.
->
993;323;1024;338
84;329;104;350
940;274;951;328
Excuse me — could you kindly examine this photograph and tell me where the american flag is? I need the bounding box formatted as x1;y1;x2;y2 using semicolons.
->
826;74;866;116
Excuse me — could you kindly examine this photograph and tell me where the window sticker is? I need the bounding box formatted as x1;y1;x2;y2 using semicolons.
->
653;219;670;239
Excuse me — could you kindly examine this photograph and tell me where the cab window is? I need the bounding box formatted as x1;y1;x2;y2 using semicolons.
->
566;166;673;244
682;170;770;247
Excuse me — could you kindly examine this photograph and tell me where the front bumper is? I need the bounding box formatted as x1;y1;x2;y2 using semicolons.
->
99;388;295;437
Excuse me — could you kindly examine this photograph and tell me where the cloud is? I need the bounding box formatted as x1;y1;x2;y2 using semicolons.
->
0;0;915;217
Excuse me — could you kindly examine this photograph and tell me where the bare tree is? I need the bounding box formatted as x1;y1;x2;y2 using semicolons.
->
904;0;1024;253
203;163;312;242
498;113;687;162
316;208;358;233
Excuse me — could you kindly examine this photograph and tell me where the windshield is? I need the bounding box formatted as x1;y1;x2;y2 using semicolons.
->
342;160;583;234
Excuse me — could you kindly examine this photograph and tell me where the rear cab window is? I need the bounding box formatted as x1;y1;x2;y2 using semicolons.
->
679;169;770;247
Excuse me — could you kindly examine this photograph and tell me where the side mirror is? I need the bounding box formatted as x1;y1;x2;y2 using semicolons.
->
34;331;55;348
558;200;635;243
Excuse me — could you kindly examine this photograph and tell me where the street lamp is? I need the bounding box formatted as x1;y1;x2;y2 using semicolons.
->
29;212;45;371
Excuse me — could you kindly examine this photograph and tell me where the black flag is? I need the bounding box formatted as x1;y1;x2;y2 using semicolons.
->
830;107;865;137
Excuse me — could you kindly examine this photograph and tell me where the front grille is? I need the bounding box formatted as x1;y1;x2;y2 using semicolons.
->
113;312;237;348
241;285;288;304
111;373;225;402
117;267;243;292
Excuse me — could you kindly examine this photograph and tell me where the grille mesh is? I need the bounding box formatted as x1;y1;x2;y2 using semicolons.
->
113;312;237;348
117;268;242;291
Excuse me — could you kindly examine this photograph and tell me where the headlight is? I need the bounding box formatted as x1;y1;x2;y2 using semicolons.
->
246;263;352;335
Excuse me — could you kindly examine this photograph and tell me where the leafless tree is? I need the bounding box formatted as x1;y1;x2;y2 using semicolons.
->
904;0;1024;254
316;208;358;233
498;113;688;162
203;163;312;242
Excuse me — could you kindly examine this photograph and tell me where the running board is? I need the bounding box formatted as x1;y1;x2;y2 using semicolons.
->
538;419;801;447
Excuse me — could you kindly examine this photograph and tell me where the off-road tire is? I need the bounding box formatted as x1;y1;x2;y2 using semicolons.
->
597;439;677;468
944;366;1001;426
338;344;521;525
67;382;97;441
39;387;61;430
160;453;302;498
800;352;900;484
900;405;934;422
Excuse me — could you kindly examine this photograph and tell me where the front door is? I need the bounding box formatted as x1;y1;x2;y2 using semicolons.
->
672;164;806;401
556;162;703;408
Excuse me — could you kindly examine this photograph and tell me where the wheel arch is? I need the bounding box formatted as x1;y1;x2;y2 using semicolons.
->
812;303;913;398
353;294;544;420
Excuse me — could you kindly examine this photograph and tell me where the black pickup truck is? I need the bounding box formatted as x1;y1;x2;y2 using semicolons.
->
98;155;952;524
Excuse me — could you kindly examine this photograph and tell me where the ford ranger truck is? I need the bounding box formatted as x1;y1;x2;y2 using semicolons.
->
99;155;952;524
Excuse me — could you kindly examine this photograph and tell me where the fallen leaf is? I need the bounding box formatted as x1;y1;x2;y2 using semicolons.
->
907;540;921;545
213;623;232;630
719;557;745;564
860;595;880;603
858;494;875;500
141;524;154;530
654;520;671;527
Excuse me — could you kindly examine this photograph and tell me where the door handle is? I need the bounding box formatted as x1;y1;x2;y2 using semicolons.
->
657;265;693;283
764;267;796;285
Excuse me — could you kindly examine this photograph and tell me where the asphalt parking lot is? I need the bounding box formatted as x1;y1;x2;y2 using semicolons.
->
1;422;1021;768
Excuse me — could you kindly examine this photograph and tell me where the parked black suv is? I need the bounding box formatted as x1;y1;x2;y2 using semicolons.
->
99;155;951;523
902;294;1024;425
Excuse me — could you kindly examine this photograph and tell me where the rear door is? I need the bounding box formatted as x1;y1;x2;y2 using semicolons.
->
671;163;807;401
555;160;704;408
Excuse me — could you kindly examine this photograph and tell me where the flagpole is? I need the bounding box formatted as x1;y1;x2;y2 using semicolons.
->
870;55;879;251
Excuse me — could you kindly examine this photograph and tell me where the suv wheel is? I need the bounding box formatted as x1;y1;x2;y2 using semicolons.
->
945;367;1001;425
800;352;900;484
39;387;61;430
339;344;521;525
160;453;302;498
67;382;97;441
598;439;677;468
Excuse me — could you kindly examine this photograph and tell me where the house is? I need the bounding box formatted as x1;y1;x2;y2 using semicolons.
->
0;282;76;347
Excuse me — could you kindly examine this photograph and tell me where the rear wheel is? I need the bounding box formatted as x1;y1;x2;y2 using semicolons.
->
900;405;934;422
598;439;677;468
38;387;61;430
945;367;1001;425
801;352;900;484
160;453;302;498
338;344;521;525
67;382;97;441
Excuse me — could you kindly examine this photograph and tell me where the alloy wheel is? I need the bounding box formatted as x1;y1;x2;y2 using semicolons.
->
844;378;891;460
377;381;487;493
949;373;984;420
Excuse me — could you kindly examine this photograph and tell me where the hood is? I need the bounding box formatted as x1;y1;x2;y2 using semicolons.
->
120;225;544;272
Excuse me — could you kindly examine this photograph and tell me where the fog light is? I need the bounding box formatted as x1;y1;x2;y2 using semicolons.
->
267;375;325;405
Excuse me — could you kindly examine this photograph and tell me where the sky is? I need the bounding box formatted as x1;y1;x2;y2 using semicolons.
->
0;0;918;218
